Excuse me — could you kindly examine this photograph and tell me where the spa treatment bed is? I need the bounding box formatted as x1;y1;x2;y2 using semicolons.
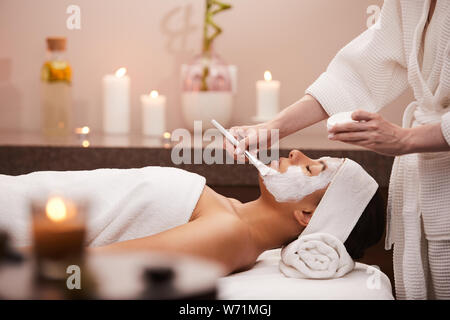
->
0;155;395;300
0;247;393;300
218;249;394;300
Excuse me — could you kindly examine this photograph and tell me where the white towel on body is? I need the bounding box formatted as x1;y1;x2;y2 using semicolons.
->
0;166;206;247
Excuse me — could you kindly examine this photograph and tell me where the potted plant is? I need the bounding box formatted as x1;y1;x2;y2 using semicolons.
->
181;0;236;131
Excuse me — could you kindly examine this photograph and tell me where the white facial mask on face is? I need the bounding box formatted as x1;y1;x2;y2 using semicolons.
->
262;157;343;202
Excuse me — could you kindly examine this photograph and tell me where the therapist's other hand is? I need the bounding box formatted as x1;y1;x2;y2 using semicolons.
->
223;122;275;161
328;110;411;156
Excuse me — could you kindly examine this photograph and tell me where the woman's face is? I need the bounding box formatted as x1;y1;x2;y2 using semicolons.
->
260;150;343;212
269;149;329;176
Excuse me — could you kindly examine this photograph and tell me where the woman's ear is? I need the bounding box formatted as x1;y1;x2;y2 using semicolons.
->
293;209;313;227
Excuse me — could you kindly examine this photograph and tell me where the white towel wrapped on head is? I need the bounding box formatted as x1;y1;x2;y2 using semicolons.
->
279;233;354;279
280;158;379;279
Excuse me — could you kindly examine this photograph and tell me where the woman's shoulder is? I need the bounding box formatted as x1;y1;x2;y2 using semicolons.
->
190;185;240;221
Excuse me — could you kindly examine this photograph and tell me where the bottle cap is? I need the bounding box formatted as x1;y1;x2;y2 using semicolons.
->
46;37;67;51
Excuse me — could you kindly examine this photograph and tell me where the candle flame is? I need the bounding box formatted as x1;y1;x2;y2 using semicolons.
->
75;126;90;135
46;197;67;222
264;71;272;81
115;67;127;78
150;90;159;98
82;140;90;148
163;132;171;139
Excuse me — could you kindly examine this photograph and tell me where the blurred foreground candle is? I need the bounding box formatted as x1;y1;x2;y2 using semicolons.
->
141;90;166;137
102;67;130;134
31;196;86;280
255;71;280;120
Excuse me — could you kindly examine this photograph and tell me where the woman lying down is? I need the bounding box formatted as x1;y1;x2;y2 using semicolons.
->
0;150;384;277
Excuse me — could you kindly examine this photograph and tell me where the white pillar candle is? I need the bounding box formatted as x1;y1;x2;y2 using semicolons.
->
141;90;166;137
256;71;280;120
102;67;130;134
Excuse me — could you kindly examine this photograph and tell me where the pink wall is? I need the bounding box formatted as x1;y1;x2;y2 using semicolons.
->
0;0;412;136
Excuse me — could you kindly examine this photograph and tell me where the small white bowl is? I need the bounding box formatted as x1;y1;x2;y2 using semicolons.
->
327;111;358;130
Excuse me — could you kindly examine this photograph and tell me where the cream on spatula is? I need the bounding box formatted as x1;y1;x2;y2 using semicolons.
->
211;119;277;176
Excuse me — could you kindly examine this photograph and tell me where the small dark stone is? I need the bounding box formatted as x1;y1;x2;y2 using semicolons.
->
5;250;24;264
0;231;8;256
144;266;175;285
0;230;24;264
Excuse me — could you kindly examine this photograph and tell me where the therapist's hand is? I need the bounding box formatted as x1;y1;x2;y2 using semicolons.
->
222;94;331;160
327;110;411;156
223;122;276;161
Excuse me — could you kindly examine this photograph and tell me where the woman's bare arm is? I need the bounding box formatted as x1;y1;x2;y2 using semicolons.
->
270;94;329;139
90;214;258;274
229;94;329;155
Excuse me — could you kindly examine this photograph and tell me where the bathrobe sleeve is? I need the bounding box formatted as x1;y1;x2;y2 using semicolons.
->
441;111;450;146
306;0;408;116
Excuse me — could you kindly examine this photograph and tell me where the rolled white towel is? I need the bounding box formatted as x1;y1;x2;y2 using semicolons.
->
279;233;355;279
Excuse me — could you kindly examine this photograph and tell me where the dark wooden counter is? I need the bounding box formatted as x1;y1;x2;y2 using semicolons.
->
0;146;394;188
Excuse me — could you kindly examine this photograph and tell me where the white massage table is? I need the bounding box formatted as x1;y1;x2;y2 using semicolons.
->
218;249;394;300
0;249;393;299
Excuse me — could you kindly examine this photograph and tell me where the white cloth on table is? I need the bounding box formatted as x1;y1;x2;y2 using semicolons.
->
0;166;206;247
306;0;450;299
218;249;394;300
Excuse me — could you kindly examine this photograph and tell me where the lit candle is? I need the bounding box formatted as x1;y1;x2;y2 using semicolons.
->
162;131;171;149
140;90;167;137
102;67;130;134
75;126;90;145
75;126;90;135
82;140;90;148
32;196;86;263
255;71;280;120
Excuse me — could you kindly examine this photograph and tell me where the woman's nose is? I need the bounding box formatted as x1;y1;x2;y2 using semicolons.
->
288;150;306;162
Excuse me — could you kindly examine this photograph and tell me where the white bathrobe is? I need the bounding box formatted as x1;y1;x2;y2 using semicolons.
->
306;0;450;299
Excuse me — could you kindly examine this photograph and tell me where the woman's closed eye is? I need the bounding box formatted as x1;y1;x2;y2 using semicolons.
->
305;162;327;175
